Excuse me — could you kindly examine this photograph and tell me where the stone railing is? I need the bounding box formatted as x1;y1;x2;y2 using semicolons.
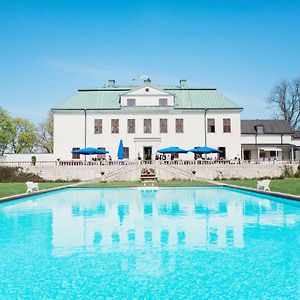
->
0;159;299;168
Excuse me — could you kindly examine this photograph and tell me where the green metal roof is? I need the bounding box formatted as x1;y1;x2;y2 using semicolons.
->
53;86;242;110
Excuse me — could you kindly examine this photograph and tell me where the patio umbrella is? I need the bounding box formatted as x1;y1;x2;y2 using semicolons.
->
117;139;124;160
71;147;109;155
157;146;188;154
189;146;222;154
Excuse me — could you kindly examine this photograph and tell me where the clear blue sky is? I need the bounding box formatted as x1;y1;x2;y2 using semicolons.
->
0;0;300;123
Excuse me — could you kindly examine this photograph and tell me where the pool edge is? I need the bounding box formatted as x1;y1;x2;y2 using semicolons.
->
214;182;300;202
0;183;81;204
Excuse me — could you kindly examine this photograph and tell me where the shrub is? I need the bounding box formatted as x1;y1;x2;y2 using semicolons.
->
282;165;294;178
0;166;43;182
294;171;300;178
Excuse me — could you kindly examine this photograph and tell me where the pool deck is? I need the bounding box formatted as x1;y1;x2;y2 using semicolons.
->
0;181;299;204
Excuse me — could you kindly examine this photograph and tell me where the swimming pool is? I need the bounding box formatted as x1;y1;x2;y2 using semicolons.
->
0;187;299;299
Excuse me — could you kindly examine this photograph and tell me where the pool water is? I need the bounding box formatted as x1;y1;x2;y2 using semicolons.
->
0;187;300;299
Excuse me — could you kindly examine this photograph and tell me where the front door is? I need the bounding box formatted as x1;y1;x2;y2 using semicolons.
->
143;146;152;160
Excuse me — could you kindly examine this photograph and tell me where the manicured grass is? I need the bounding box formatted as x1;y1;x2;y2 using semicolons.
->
80;180;215;188
220;178;300;196
0;182;73;198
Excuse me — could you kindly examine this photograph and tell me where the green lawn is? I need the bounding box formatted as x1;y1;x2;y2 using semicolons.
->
220;178;300;196
0;182;73;198
80;180;214;188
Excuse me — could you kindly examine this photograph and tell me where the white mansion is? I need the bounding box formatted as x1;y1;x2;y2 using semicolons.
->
52;79;299;162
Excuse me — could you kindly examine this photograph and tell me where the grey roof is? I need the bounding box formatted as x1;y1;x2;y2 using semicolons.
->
53;85;242;110
241;120;294;134
294;131;300;139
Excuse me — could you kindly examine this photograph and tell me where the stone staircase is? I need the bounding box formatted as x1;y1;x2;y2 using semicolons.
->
158;163;192;180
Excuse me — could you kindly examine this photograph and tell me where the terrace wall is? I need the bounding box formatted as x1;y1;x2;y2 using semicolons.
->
14;163;299;181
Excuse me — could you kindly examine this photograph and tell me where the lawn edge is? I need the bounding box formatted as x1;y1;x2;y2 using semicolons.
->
0;182;81;204
213;181;300;202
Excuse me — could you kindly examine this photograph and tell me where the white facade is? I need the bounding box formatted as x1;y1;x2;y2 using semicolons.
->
53;83;242;161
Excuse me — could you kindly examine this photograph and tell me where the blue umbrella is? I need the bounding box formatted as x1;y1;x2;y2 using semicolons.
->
157;146;188;154
117;140;124;160
71;147;109;155
189;146;222;154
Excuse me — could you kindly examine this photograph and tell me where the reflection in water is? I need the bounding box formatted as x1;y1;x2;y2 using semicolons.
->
1;187;300;258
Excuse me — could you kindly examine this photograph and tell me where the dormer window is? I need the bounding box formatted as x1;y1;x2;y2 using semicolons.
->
256;125;264;134
159;98;168;107
127;98;136;107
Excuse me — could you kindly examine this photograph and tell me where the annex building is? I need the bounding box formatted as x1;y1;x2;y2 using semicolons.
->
52;79;243;161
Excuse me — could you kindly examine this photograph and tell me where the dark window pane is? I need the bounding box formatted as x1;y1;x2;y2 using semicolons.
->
160;118;168;133
176;119;184;133
111;119;119;133
144;119;152;133
127;119;135;133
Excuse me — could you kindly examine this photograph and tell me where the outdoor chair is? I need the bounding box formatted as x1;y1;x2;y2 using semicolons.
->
26;181;39;193
257;179;271;192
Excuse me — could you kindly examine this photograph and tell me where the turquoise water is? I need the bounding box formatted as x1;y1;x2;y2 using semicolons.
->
0;187;300;299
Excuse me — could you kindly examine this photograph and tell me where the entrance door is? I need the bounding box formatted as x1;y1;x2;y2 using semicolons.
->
143;146;152;160
218;147;226;159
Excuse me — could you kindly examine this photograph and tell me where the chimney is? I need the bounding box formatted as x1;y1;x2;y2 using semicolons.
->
179;79;187;88
108;80;116;88
144;78;151;85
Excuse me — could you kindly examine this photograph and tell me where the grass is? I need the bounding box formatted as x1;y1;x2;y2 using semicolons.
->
0;182;73;198
220;178;300;196
79;180;215;188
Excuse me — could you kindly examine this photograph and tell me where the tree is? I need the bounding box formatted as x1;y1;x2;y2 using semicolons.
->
37;112;53;153
11;117;38;153
0;107;15;155
268;78;300;130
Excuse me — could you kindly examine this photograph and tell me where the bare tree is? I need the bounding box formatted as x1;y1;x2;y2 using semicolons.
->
37;112;53;153
268;78;300;130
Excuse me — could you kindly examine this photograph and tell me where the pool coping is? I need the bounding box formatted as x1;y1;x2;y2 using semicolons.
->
214;181;300;202
0;181;299;204
0;182;81;204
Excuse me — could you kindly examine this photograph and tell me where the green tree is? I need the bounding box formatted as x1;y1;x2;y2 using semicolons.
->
37;112;53;153
11;117;38;153
0;107;15;155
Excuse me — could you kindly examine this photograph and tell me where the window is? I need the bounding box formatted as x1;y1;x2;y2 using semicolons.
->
218;147;226;159
207;118;215;133
256;125;264;134
111;119;119;133
72;147;80;159
127;98;136;107
144;119;152;133
124;147;129;159
176;118;184;133
160;118;168;133
223;118;231;133
94;119;102;134
270;151;277;157
243;150;251;160
127;119;135;133
97;147;106;160
159;98;168;107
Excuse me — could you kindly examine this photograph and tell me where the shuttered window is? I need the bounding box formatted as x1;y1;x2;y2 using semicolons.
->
111;119;119;134
159;98;168;107
223;119;231;133
127;119;135;134
127;99;136;107
94;119;102;134
207;118;215;133
176;119;184;133
160;118;168;133
144;119;152;133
